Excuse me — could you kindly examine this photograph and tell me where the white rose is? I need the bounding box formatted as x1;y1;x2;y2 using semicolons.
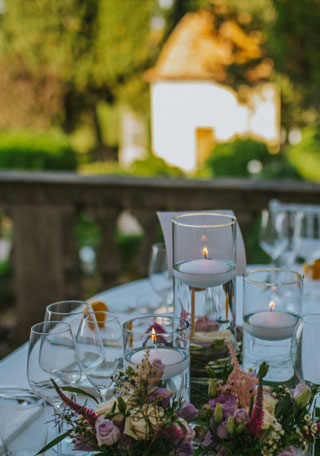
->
95;397;122;421
261;409;282;432
263;394;277;414
124;405;165;440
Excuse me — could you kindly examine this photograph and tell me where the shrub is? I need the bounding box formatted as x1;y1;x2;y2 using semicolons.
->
0;130;77;171
206;138;270;177
260;154;302;179
129;155;185;178
79;154;185;178
287;125;320;182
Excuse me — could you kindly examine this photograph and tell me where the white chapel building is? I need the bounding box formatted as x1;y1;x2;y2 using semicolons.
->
145;10;280;173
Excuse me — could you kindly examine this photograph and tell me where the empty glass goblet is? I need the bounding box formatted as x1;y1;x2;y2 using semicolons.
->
148;243;173;311
76;311;122;400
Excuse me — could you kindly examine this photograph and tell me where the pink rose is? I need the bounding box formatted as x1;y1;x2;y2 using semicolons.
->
95;418;120;446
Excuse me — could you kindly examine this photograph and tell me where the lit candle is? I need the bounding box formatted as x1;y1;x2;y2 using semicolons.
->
173;246;236;288
126;347;188;379
245;300;298;341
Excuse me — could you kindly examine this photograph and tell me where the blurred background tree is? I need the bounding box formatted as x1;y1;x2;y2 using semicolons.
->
0;0;158;161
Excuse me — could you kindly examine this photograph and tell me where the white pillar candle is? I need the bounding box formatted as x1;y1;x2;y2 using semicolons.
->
244;311;298;341
125;347;188;379
173;259;236;288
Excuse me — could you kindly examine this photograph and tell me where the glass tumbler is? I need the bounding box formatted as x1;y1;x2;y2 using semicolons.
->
243;268;303;384
123;316;190;401
172;212;237;403
0;387;47;456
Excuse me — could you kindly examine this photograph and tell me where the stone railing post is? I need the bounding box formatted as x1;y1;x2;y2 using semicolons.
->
11;203;80;343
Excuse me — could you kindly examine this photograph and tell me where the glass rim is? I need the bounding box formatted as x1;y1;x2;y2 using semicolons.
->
30;320;72;335
244;268;303;286
123;316;190;335
301;314;320;325
172;212;237;228
46;300;89;315
82;310;120;324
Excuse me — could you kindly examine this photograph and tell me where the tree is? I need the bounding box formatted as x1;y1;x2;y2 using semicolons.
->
0;0;157;160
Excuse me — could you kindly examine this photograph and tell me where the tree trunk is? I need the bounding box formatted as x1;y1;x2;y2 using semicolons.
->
92;104;115;162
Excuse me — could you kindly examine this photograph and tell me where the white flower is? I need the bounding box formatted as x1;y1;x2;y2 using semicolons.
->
124;405;165;440
263;394;277;415
95;397;122;421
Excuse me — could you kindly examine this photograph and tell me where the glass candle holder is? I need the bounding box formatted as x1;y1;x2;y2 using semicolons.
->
172;213;237;403
123;316;190;401
0;387;48;456
243;268;303;384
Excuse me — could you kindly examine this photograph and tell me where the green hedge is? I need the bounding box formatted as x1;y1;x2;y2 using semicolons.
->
0;131;77;171
206;138;270;177
287;125;320;182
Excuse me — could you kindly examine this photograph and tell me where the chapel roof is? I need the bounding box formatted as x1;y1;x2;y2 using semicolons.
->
145;9;273;83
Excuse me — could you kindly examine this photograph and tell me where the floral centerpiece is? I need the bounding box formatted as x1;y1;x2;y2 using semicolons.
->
194;341;320;456
38;350;198;456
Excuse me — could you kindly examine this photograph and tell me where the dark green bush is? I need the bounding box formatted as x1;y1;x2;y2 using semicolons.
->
206;138;270;177
260;154;302;179
0;131;77;171
287;125;320;182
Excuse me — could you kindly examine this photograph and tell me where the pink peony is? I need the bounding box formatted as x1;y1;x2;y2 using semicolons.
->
95;418;120;446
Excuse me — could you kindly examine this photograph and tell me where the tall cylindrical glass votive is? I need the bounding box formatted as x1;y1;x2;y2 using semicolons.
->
123;316;190;401
172;213;237;403
243;268;303;384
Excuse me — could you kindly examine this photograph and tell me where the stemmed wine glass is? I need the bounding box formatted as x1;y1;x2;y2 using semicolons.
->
45;300;90;335
148;243;173;311
295;210;320;264
27;321;82;456
259;210;290;265
27;321;81;406
292;314;320;456
76;311;122;400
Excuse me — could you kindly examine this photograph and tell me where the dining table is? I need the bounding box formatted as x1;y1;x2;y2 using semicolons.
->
0;269;319;455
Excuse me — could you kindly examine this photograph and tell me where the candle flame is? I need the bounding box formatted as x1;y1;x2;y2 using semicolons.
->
151;327;157;344
269;300;276;311
201;234;207;242
202;246;209;259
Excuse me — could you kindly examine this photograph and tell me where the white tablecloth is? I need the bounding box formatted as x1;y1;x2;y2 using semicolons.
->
1;273;319;454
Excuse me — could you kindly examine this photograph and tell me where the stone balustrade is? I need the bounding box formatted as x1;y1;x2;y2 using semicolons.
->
1;171;320;343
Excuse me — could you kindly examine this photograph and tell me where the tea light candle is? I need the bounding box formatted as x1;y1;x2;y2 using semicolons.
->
173;259;236;288
246;311;298;341
126;347;188;379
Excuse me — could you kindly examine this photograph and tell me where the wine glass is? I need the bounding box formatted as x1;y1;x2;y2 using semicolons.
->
27;321;81;456
45;300;90;335
76;311;122;400
27;321;81;406
259;210;290;265
148;243;173;311
296;210;320;264
292;314;320;456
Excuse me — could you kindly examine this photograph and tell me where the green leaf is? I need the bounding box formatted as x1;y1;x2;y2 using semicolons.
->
117;396;126;414
275;393;292;419
61;386;99;404
35;430;72;455
249;394;254;417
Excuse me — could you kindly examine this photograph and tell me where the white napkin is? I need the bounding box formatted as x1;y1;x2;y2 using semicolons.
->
0;405;42;453
157;210;247;278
